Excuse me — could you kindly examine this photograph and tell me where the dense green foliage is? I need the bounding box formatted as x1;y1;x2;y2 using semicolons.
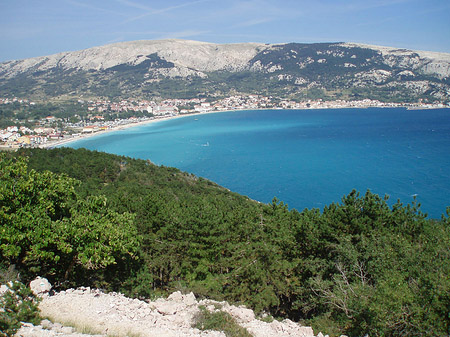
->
0;101;90;129
0;152;140;286
2;147;449;336
0;281;40;337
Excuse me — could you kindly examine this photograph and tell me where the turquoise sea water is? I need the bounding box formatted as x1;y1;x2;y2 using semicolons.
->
67;108;450;218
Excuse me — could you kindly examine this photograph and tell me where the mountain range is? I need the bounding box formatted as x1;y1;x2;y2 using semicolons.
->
1;39;449;103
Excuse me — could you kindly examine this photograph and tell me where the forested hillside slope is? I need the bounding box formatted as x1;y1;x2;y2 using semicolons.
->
1;148;449;336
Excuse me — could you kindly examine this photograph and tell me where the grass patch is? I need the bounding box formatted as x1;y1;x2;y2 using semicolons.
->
193;305;253;337
109;331;142;337
43;315;142;337
43;316;102;335
259;314;274;323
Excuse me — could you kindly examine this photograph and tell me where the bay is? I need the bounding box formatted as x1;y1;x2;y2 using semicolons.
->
67;107;450;218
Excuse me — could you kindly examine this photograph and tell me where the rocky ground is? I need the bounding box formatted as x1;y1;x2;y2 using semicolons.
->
15;285;321;337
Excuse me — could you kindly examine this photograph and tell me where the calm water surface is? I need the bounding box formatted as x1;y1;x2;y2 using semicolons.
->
68;108;450;218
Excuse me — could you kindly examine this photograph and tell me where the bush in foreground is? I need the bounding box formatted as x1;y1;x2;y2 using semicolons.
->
0;282;40;337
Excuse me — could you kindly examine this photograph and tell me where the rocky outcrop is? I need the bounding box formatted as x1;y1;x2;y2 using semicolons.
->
29;277;52;297
16;287;319;337
342;42;450;79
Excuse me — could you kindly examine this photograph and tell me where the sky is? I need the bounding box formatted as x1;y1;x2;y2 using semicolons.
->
1;0;450;62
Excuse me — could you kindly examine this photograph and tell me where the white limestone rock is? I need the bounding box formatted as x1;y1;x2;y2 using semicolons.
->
341;42;450;78
168;290;184;302
25;288;319;337
183;292;197;306
0;283;9;296
224;305;255;323
29;277;52;297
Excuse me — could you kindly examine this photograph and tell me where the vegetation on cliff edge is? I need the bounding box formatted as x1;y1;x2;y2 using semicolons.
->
1;148;449;336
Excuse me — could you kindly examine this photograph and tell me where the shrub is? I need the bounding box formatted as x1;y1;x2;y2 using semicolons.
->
193;305;252;337
0;265;19;285
0;281;41;337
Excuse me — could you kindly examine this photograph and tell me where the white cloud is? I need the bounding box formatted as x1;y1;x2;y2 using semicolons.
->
158;29;212;40
331;0;414;14
104;36;126;45
65;0;127;16
115;0;153;11
104;29;211;41
122;0;213;23
232;17;275;28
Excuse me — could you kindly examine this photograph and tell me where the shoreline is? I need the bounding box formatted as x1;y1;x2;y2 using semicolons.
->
39;112;200;148
39;105;449;149
6;105;448;219
39;108;235;149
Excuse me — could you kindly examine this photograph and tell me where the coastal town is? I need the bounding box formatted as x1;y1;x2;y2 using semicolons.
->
1;95;448;149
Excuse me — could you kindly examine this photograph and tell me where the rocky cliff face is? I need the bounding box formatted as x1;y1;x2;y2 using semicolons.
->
1;39;449;102
342;42;450;79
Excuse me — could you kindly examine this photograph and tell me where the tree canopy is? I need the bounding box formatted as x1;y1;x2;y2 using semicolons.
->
1;148;449;336
0;152;140;285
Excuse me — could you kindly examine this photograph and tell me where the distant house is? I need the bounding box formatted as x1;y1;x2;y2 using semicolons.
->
6;133;20;144
0;132;13;142
194;103;212;113
6;126;19;133
82;125;99;133
48;133;63;140
34;127;55;135
153;106;177;115
19;126;33;134
17;135;31;146
29;135;47;145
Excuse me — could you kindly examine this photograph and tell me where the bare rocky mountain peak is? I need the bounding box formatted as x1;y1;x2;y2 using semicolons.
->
1;39;449;102
0;39;270;77
341;42;450;79
341;42;450;61
2;39;449;77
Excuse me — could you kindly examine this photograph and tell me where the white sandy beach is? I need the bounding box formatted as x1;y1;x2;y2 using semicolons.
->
38;110;222;149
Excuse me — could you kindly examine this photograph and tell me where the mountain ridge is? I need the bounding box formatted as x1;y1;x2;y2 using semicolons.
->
1;39;449;102
3;39;450;75
0;39;269;76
